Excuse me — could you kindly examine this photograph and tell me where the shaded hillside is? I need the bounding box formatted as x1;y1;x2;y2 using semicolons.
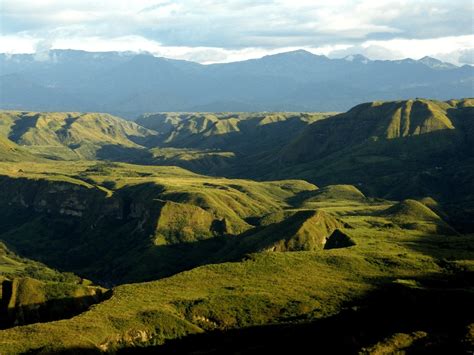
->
0;277;108;328
0;230;472;353
0;243;107;329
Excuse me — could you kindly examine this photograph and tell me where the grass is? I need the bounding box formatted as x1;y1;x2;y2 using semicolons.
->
0;159;472;352
0;101;473;352
0;224;470;353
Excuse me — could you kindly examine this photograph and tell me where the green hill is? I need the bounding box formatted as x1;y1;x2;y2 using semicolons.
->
230;210;345;253
380;199;457;235
137;112;333;154
0;111;157;161
0;161;317;283
0;100;473;353
277;99;463;164
0;136;33;161
298;184;366;204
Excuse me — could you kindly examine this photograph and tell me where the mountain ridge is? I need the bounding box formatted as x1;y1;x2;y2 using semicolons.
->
1;49;472;116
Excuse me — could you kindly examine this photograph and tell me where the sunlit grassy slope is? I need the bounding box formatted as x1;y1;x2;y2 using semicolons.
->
0;173;472;352
0;161;318;283
0;111;157;161
0;100;473;353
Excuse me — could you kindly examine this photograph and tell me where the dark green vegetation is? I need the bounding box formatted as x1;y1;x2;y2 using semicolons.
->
0;98;473;353
0;243;108;329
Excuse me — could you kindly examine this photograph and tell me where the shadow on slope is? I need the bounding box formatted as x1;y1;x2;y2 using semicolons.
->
0;278;111;329
43;272;474;354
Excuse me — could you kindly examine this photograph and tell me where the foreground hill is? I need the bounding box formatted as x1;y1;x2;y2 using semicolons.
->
1;49;472;115
0;161;318;283
0;126;472;352
0;162;471;352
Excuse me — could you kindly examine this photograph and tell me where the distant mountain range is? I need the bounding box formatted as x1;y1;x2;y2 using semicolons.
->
0;50;472;117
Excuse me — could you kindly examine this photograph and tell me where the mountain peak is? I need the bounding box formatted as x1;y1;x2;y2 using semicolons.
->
282;49;315;56
418;56;457;69
263;49;323;60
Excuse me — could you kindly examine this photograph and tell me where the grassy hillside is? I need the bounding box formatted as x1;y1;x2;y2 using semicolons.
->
277;99;467;163
255;98;474;231
0;136;34;162
0;100;473;353
0;243;107;329
137;112;334;156
0;111;157;161
0;183;472;353
0;161;317;283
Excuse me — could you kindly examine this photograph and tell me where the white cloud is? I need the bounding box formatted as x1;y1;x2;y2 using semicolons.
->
327;35;474;65
0;0;472;64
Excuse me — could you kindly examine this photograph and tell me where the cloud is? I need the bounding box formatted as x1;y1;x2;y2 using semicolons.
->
458;49;474;65
328;44;403;61
0;0;472;64
33;38;54;61
327;35;474;65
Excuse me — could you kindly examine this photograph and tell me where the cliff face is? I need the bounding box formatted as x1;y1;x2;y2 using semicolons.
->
0;176;121;219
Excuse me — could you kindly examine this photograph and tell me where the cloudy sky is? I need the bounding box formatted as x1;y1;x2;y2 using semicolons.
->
0;0;473;64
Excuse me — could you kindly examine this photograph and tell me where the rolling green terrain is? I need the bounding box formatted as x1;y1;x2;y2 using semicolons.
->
0;99;473;353
0;111;157;161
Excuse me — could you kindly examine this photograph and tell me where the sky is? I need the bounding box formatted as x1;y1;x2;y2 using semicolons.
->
0;0;473;65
